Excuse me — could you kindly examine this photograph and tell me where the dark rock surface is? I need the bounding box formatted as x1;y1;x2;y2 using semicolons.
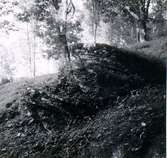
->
0;44;165;158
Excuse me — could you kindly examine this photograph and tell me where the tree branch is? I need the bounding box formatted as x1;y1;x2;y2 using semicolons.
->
124;6;140;20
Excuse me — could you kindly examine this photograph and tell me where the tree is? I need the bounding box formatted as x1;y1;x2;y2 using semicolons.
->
51;0;76;61
152;0;167;38
100;0;152;41
26;22;32;76
141;0;151;41
17;0;82;62
86;0;167;44
88;0;101;44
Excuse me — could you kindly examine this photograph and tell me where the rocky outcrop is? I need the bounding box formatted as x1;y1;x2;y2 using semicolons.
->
0;44;165;158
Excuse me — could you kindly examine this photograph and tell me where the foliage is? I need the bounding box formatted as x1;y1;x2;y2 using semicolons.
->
0;0;20;33
85;0;167;44
17;0;83;60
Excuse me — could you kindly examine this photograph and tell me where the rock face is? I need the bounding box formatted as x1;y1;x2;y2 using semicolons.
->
0;44;165;158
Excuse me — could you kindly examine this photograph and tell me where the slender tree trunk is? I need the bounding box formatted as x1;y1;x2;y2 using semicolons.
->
63;0;71;62
94;22;98;45
142;19;149;41
141;0;151;41
26;22;32;76
137;26;141;42
131;26;133;39
142;10;150;41
92;0;99;45
64;35;70;61
33;36;36;78
33;20;36;78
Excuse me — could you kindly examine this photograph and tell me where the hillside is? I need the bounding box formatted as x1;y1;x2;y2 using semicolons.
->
0;44;165;158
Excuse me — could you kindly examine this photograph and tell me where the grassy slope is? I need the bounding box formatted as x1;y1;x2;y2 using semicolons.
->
127;36;167;60
0;74;58;111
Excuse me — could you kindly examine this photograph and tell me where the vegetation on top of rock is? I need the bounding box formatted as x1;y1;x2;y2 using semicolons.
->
0;44;165;158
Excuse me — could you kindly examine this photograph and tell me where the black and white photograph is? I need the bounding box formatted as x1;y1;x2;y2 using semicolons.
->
0;0;166;157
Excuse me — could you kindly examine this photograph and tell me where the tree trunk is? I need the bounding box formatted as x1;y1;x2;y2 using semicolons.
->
57;25;71;62
26;23;32;76
142;19;150;41
33;20;36;78
64;34;70;61
94;22;97;45
33;36;36;78
92;0;99;45
137;26;141;42
141;0;151;41
64;0;71;62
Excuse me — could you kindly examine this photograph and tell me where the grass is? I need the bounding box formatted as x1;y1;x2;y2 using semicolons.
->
126;36;167;60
